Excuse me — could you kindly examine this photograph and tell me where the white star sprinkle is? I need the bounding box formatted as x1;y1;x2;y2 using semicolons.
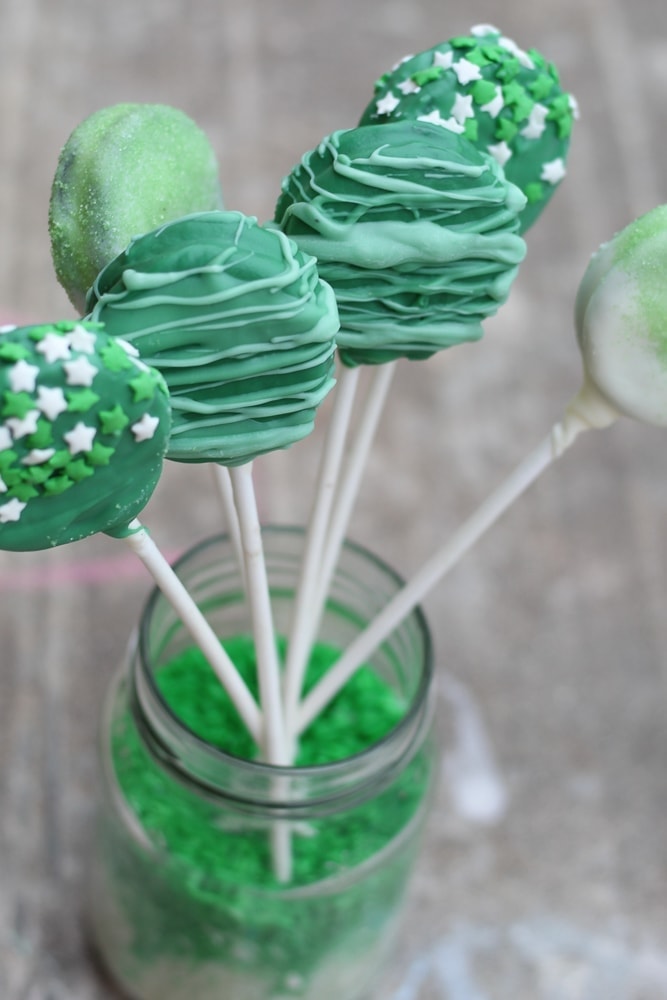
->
498;35;535;69
22;448;56;466
452;58;482;86
131;413;160;442
487;141;513;167
8;359;40;393
0;476;6;494
432;50;454;70
66;325;98;354
520;103;549;140
64;421;97;455
0;498;26;523
0;426;12;449
397;77;421;95
36;332;71;363
470;23;500;37
451;92;475;124
418;110;465;133
541;158;567;184
36;385;68;421
569;94;580;120
64;355;98;387
376;92;400;115
480;86;504;119
0;325;18;334
6;410;40;439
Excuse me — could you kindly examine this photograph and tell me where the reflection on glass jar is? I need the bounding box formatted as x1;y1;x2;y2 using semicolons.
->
89;527;436;1000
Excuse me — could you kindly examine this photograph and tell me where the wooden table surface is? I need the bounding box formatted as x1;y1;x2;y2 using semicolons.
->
2;1;667;997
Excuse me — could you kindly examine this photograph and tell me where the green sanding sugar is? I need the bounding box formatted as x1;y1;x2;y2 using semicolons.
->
153;634;406;764
103;637;433;980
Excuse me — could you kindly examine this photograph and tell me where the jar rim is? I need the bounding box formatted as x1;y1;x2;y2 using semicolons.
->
135;525;433;791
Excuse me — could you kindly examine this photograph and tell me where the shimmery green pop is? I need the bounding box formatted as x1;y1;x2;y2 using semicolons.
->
0;321;171;551
575;204;667;427
358;24;577;233
49;104;223;312
86;211;339;466
275;120;526;366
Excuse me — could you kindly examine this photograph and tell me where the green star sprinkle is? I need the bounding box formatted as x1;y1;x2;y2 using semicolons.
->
87;442;116;466
0;343;30;363
529;74;555;101
0;450;19;472
2;391;37;420
98;405;130;434
464;47;490;69
45;449;74;471
129;370;161;402
525;182;545;204
67;388;101;413
463;119;479;142
100;340;134;373
495;117;518;143
471;80;499;106
43;475;74;496
66;459;95;482
12;482;39;502
496;57;520;83
412;67;445;87
27;420;54;450
21;465;52;485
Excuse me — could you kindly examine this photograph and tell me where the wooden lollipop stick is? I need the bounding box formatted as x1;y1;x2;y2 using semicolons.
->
122;520;262;744
282;364;360;730
295;406;606;737
229;462;292;882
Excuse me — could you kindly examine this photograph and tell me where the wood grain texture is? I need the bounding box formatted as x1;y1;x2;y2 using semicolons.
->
1;1;667;996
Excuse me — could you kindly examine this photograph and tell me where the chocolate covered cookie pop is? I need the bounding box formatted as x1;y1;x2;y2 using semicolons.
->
86;210;338;466
359;24;577;233
50;104;223;312
0;321;171;551
275;120;526;367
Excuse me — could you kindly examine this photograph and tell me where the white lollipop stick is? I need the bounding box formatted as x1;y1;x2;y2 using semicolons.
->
122;520;262;744
229;462;292;882
304;362;397;660
211;463;247;589
282;364;360;731
295;383;620;736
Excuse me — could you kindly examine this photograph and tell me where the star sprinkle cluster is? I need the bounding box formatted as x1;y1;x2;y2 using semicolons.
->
359;23;578;233
0;321;169;538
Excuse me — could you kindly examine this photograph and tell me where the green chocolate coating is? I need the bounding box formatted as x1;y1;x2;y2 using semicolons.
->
275;121;526;367
358;25;577;233
86;211;339;466
49;104;223;312
0;322;171;551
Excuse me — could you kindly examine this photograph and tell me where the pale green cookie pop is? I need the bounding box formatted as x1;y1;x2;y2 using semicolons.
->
574;204;667;428
49;104;223;313
0;321;171;551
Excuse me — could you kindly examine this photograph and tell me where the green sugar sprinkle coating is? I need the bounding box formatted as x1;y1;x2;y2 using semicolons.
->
103;637;433;985
49;104;223;312
358;24;577;233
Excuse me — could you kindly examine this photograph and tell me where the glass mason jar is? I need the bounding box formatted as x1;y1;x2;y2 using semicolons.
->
89;527;436;1000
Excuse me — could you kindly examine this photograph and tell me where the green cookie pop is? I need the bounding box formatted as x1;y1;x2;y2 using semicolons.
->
50;104;223;312
86;210;339;466
274;120;526;367
0;321;171;551
358;24;578;233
